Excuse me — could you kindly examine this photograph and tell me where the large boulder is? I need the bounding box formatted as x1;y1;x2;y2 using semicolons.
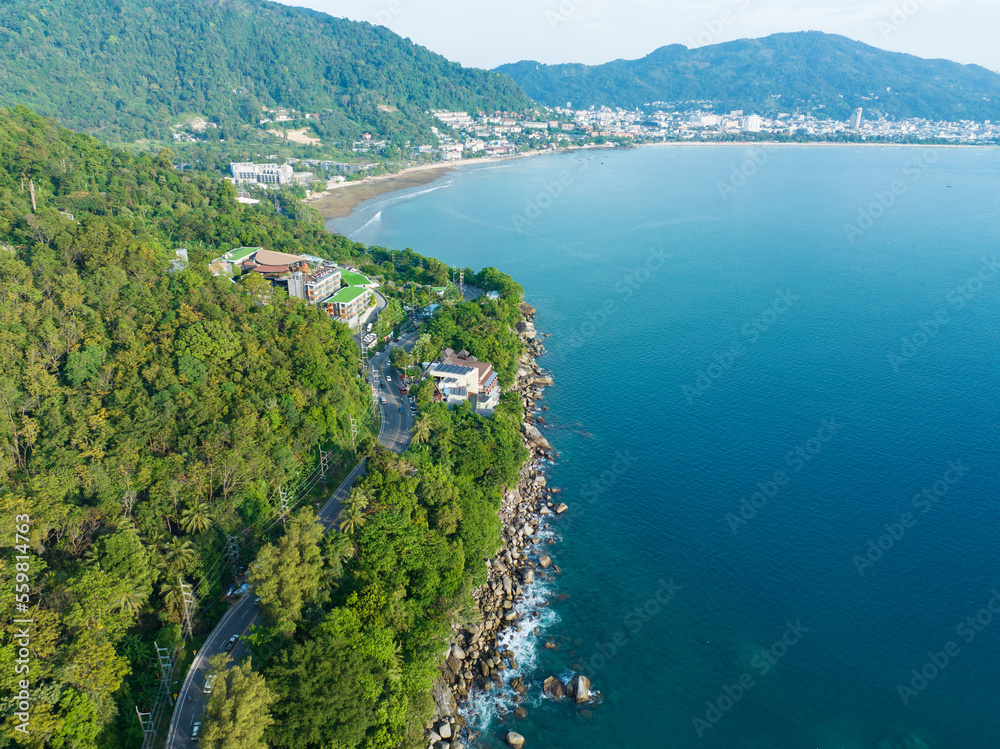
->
506;731;526;748
572;674;591;703
538;555;552;569
522;424;551;451
543;676;565;699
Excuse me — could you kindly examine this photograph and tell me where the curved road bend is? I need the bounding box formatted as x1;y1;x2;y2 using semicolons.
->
165;330;418;749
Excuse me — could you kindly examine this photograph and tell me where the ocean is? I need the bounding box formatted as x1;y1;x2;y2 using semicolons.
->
330;144;1000;749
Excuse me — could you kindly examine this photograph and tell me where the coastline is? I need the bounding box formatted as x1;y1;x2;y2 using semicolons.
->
307;151;547;221
639;139;990;149
311;137;985;225
306;163;457;220
307;145;620;222
426;306;580;747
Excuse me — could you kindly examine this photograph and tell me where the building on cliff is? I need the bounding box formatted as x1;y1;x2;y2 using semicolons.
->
426;348;500;415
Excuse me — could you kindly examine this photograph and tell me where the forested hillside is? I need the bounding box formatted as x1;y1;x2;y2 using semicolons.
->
0;104;372;746
0;106;530;748
252;395;527;747
497;31;1000;120
0;0;531;142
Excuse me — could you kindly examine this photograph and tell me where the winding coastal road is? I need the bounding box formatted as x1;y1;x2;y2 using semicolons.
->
165;329;417;749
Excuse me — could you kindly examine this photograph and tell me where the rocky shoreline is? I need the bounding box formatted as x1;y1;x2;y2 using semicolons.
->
423;303;576;749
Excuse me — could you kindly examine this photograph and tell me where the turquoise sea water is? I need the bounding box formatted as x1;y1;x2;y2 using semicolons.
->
330;145;1000;749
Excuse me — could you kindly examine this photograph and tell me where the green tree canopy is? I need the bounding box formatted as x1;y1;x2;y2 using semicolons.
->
200;654;276;749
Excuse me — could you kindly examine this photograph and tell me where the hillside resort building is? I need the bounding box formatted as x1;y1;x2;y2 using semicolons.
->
209;247;373;326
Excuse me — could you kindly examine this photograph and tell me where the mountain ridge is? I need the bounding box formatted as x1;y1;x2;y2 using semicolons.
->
0;0;531;142
495;31;1000;121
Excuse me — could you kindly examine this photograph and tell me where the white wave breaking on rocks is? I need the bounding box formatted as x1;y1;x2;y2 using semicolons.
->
424;302;575;748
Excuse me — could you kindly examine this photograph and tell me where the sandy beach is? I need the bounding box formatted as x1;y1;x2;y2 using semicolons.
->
306;163;457;220
305;149;589;220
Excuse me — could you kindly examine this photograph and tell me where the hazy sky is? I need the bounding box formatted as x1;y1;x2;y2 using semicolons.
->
271;0;1000;72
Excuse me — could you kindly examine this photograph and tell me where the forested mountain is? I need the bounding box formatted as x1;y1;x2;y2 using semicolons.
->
497;31;1000;121
0;105;529;748
0;0;531;142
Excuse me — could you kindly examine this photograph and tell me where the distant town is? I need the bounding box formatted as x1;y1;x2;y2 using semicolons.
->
207;103;998;195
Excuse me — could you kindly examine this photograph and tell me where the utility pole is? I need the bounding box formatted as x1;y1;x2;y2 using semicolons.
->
459;268;464;297
28;179;37;212
360;333;377;418
225;535;240;580
140;640;178;748
319;446;331;484
156;642;174;691
350;417;358;452
359;327;369;373
278;486;290;525
180;583;196;640
135;707;154;745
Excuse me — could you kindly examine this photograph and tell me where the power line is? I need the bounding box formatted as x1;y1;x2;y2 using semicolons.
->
139;429;376;749
136;639;180;749
171;412;380;637
158;407;381;748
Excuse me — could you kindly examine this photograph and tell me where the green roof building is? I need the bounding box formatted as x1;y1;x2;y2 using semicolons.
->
340;269;371;287
322;285;372;324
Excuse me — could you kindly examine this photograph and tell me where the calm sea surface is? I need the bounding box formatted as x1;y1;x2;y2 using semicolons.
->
330;144;1000;749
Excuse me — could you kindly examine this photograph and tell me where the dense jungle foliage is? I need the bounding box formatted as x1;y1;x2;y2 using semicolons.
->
0;106;530;748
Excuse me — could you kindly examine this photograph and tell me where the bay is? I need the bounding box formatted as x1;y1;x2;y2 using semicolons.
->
331;144;1000;749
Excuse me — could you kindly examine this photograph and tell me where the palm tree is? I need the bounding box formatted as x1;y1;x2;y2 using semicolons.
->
323;531;355;578
143;528;169;554
160;575;185;620
180;500;213;534
339;502;367;535
119;635;153;665
386;640;403;685
118;588;144;615
346;486;372;513
410;411;439;446
164;537;196;573
410;417;431;446
82;545;101;567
